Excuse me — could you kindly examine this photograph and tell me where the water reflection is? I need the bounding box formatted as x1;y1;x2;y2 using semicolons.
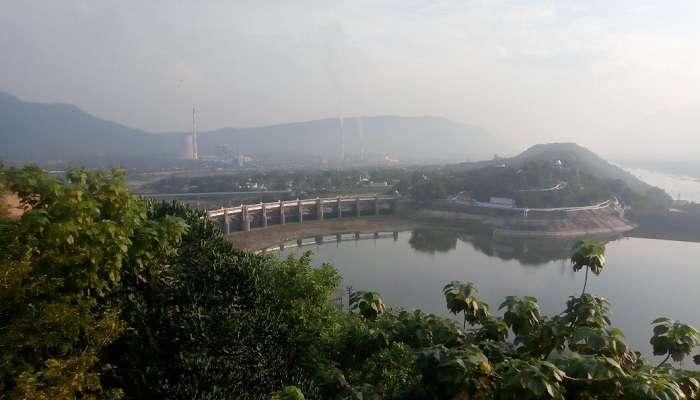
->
408;229;458;253
279;229;700;366
408;228;624;266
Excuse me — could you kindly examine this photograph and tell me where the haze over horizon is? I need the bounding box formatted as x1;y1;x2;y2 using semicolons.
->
1;1;698;160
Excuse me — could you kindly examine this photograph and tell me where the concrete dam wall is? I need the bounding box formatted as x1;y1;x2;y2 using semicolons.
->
207;195;399;234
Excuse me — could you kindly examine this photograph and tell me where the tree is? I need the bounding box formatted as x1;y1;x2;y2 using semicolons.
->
104;202;328;399
443;281;489;328
410;176;448;203
0;165;185;399
650;318;700;369
571;240;606;295
271;386;305;400
499;296;541;337
350;291;387;320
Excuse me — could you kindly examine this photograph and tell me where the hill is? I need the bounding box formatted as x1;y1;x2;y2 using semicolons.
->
456;143;661;195
509;143;656;192
197;116;506;163
0;92;173;161
445;143;673;209
0;92;506;163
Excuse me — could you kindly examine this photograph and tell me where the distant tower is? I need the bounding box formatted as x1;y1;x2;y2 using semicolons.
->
339;116;345;160
192;107;199;160
356;116;365;161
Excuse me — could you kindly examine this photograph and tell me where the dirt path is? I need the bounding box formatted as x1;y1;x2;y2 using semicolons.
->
1;189;23;219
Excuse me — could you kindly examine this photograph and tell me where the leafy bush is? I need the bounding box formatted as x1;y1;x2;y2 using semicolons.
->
104;202;331;399
302;241;700;399
0;165;185;398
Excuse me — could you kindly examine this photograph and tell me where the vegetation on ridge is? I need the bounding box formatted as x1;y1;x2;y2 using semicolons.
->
1;165;698;399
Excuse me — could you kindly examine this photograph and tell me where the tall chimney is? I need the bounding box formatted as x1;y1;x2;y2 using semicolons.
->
192;107;199;160
339;116;345;160
357;116;365;161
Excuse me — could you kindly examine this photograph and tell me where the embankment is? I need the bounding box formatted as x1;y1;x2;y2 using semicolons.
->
627;210;700;242
412;200;635;239
225;198;638;251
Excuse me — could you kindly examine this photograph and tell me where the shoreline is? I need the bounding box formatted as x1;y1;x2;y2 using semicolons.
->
227;211;637;251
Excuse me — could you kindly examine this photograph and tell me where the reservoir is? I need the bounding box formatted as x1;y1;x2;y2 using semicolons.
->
281;229;700;366
625;167;700;203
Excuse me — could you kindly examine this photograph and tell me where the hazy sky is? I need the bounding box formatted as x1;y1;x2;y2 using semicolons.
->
1;1;698;159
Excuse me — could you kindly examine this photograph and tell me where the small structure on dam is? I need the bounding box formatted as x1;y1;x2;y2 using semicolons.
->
207;194;399;234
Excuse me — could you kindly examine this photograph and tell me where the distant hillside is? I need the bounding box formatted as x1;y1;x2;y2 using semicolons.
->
0;92;506;163
444;143;673;209
197;116;506;162
0;92;174;160
455;143;661;195
507;143;655;194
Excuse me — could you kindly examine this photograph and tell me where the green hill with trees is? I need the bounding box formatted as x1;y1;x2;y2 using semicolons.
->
405;143;673;210
1;165;698;399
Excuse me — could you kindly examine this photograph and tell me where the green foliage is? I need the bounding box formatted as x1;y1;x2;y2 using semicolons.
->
650;318;700;365
571;240;606;294
571;240;606;276
413;344;492;398
500;296;541;337
271;386;305;400
622;371;696;400
306;242;700;400
0;165;185;399
409;175;448;203
439;159;672;210
476;315;509;342
105;202;326;399
443;281;490;328
497;359;566;399
562;294;611;329
350;291;387;320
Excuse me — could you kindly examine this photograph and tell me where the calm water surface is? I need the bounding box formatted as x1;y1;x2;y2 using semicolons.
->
625;167;700;202
280;230;700;365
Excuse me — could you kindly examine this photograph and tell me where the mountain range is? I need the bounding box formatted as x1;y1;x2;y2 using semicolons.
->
0;92;507;163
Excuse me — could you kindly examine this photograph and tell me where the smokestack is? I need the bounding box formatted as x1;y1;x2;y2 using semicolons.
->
192;107;199;160
357;116;365;161
339;116;345;160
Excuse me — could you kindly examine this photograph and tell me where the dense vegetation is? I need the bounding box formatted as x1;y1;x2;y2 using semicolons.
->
1;165;698;399
146;167;403;198
405;161;672;210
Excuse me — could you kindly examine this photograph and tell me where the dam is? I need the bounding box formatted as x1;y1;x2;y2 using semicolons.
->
206;194;399;234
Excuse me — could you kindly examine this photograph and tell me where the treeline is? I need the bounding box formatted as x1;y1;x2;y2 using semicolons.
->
1;165;698;399
146;167;405;198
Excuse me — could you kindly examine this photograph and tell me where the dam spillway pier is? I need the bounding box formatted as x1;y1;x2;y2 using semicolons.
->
207;194;399;234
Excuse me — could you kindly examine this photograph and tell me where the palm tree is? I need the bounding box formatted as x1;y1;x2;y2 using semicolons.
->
571;240;606;296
